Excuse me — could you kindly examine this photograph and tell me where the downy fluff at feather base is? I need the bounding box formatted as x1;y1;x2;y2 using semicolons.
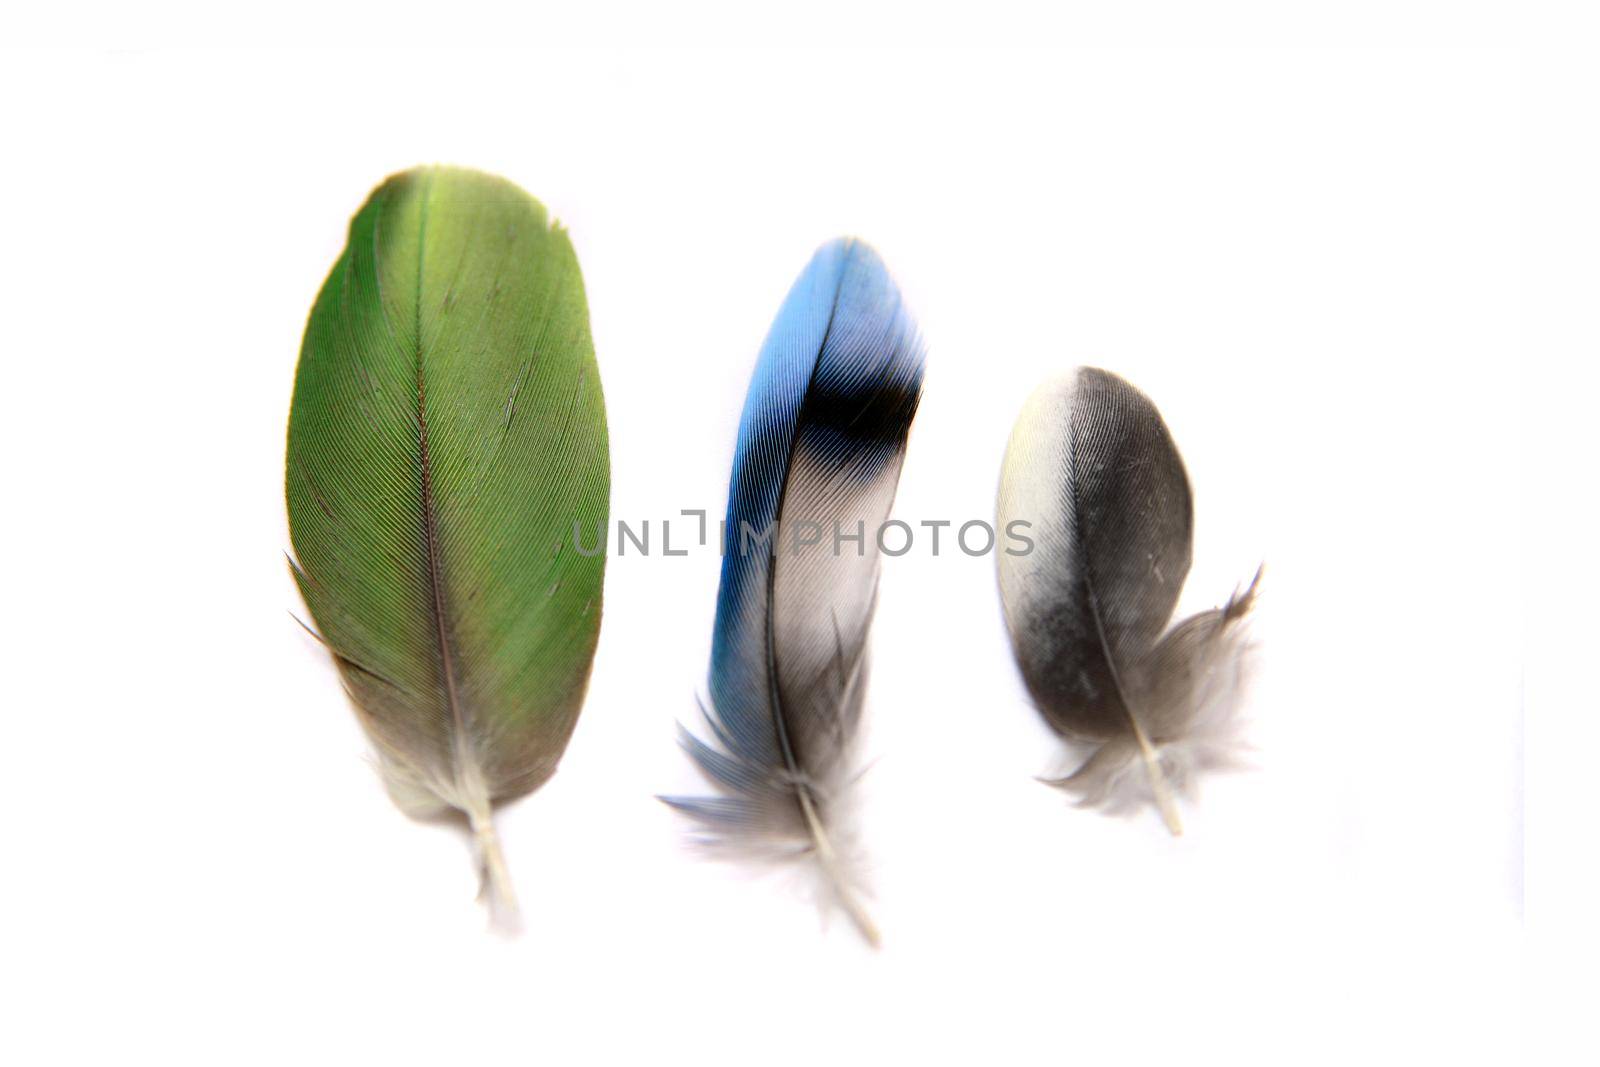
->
996;368;1258;834
660;238;925;945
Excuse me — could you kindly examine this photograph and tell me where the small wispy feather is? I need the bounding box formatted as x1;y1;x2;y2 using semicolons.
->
661;238;925;945
996;368;1258;834
286;167;608;925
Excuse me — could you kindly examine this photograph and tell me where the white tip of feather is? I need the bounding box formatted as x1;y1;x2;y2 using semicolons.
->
471;812;522;935
795;786;880;947
662;749;880;947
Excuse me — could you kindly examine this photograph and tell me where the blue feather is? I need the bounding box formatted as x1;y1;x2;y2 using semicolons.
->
661;238;925;944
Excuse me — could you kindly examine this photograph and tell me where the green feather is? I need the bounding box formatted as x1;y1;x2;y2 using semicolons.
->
286;167;608;923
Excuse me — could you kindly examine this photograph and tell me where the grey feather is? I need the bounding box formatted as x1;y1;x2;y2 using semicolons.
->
996;367;1259;832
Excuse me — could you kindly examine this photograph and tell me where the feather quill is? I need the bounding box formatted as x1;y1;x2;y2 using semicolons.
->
661;239;925;945
286;167;608;925
996;368;1257;834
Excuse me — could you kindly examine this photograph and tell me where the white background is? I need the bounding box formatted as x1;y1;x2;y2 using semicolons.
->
6;7;1581;1065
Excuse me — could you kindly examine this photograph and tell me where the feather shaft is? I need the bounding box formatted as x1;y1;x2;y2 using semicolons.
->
797;786;881;947
763;546;881;939
469;806;519;928
1088;577;1184;835
1127;713;1184;836
410;264;505;887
